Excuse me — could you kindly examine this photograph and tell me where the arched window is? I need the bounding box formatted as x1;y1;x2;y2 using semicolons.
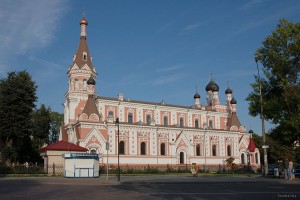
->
83;52;87;60
180;117;184;127
128;113;133;123
141;142;146;155
209;120;213;129
212;144;217;156
160;143;165;155
74;78;78;91
196;144;201;156
83;79;87;90
227;145;231;156
119;141;125;154
180;152;184;164
90;149;97;154
163;116;168;126
195;119;199;128
146;114;151;125
241;154;245;164
108;111;114;119
255;153;258;164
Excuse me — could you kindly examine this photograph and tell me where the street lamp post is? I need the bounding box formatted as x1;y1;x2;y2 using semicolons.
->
203;122;207;173
104;121;109;181
116;118;120;181
255;59;268;175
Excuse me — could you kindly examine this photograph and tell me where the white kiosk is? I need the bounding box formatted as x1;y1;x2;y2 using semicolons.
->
63;153;100;178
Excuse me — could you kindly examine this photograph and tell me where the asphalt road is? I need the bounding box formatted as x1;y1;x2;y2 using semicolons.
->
0;175;299;200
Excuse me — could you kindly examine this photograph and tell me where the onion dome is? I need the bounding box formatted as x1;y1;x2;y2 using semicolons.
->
225;87;233;94
80;16;88;26
248;129;254;134
230;97;237;104
87;75;95;85
194;91;200;99
205;80;219;92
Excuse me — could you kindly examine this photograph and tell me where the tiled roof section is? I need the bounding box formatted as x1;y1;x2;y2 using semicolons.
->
74;36;94;70
228;112;241;128
96;95;217;112
248;138;257;152
82;94;100;118
40;140;87;152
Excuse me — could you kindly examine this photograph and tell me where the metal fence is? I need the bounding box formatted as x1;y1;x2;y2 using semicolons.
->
0;163;255;176
0;163;64;175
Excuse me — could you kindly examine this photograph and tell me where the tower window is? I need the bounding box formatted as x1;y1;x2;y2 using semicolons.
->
108;111;114;119
180;117;184;127
163;116;168;126
128;113;133;123
146;114;151;125
83;52;88;60
195;119;199;128
209;120;213;129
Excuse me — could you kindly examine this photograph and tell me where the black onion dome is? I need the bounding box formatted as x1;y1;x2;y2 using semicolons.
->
225;87;233;94
194;92;200;99
205;80;219;92
87;75;95;85
230;97;237;104
248;129;254;134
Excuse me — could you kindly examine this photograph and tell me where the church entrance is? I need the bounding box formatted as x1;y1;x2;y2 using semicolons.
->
180;152;184;164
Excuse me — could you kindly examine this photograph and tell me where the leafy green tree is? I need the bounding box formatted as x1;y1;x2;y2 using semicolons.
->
0;71;37;165
49;111;64;144
247;19;300;145
31;104;51;149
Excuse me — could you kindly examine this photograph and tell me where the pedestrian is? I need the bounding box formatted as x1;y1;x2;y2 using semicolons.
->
288;159;293;180
284;158;289;180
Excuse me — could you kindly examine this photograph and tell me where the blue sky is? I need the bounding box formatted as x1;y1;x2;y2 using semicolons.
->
1;0;300;135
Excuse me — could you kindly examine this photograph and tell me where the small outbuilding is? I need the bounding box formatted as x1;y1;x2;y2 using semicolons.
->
40;140;88;174
63;153;99;177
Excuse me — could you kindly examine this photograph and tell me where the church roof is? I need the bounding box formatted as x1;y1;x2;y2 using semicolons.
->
248;138;257;152
82;94;101;119
227;112;241;128
41;140;87;152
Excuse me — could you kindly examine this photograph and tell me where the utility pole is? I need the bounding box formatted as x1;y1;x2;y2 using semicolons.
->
116;118;120;181
255;59;268;175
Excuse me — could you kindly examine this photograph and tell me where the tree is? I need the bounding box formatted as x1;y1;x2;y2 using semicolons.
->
31;104;51;149
247;19;300;145
0;71;37;165
49;111;64;144
225;157;238;173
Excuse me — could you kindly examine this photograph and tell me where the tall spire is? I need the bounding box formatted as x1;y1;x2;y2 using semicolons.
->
72;16;95;72
80;14;88;37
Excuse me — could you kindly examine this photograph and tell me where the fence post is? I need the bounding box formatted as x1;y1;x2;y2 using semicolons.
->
53;163;55;175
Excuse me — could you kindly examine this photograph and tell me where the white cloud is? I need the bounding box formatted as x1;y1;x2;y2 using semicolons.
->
156;65;183;73
239;0;265;11
236;3;300;34
150;73;188;86
183;23;202;32
0;0;69;57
